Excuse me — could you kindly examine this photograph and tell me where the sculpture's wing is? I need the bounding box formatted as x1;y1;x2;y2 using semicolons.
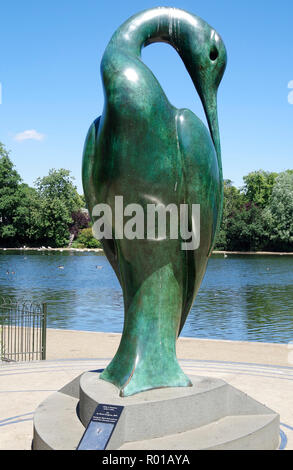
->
176;109;221;334
82;117;122;285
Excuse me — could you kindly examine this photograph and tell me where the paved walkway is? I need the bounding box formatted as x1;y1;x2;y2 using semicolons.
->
1;330;293;450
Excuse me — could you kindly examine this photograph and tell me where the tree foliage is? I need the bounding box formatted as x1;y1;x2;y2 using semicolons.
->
216;180;244;249
35;169;82;212
215;170;293;252
12;184;43;245
34;169;83;247
0;145;22;242
71;228;101;249
262;171;293;251
69;210;90;238
242;170;278;207
0;144;84;247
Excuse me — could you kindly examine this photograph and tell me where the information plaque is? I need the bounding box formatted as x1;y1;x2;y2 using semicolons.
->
77;403;124;450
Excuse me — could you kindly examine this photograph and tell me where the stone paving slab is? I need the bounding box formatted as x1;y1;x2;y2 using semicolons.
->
0;329;292;450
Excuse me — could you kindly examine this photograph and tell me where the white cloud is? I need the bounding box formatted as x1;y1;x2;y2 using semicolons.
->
14;129;45;142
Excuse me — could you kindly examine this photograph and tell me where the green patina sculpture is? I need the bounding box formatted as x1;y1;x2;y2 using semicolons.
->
82;7;227;396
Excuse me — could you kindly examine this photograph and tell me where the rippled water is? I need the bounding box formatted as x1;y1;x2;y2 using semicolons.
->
0;250;292;343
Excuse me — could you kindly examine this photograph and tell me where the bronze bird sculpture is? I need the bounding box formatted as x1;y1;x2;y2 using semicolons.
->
82;7;227;396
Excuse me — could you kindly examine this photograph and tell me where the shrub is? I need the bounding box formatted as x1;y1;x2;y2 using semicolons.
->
72;228;102;249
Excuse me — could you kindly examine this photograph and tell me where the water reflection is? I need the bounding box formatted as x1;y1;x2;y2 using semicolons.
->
182;255;293;342
0;251;292;343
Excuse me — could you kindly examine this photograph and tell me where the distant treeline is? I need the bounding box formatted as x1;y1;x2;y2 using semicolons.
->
0;142;292;251
214;170;293;252
0;142;99;249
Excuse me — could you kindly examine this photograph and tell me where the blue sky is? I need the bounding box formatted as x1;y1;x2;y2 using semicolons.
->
1;0;293;193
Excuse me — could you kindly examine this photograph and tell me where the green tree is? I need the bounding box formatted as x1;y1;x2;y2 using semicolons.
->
12;184;43;245
35;169;83;247
35;168;82;211
263;171;293;251
225;202;268;251
0;144;22;244
242;170;278;207
215;180;243;250
72;227;101;248
215;177;272;251
79;193;86;208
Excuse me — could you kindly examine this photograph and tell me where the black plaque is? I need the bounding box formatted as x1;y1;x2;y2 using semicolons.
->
77;403;124;450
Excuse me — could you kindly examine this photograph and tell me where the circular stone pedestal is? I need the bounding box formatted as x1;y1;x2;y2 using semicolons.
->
33;371;280;450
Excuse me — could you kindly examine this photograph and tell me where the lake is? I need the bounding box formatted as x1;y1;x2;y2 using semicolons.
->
0;250;292;344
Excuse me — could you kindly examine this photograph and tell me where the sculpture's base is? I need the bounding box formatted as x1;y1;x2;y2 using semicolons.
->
33;371;280;450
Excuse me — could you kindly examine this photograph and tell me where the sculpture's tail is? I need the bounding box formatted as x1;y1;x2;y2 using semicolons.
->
100;260;192;396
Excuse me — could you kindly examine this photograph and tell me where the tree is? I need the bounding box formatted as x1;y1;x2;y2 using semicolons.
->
69;210;90;239
35;169;82;212
35;169;83;247
215;177;272;251
79;193;86;208
242;170;278;207
72;227;102;249
0;144;22;244
263;171;293;251
12;184;43;245
215;180;243;250
225;202;268;251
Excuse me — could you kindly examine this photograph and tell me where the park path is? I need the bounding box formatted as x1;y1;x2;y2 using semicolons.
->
0;330;292;450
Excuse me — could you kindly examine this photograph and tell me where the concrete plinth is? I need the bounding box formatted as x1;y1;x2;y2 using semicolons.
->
33;371;280;450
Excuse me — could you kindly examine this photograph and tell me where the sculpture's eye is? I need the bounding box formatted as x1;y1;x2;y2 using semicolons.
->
209;46;219;61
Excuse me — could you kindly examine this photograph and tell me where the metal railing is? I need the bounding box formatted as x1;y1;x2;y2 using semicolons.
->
0;298;47;362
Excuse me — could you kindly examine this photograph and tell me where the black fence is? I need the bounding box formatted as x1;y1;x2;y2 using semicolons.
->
0;299;47;362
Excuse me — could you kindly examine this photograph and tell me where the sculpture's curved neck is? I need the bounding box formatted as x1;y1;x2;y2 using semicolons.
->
102;7;224;216
106;7;202;62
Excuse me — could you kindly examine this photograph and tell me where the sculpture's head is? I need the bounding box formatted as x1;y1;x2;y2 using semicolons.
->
178;14;227;164
107;7;227;170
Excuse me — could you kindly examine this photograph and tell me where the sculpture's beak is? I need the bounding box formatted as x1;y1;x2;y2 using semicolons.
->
201;87;221;168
